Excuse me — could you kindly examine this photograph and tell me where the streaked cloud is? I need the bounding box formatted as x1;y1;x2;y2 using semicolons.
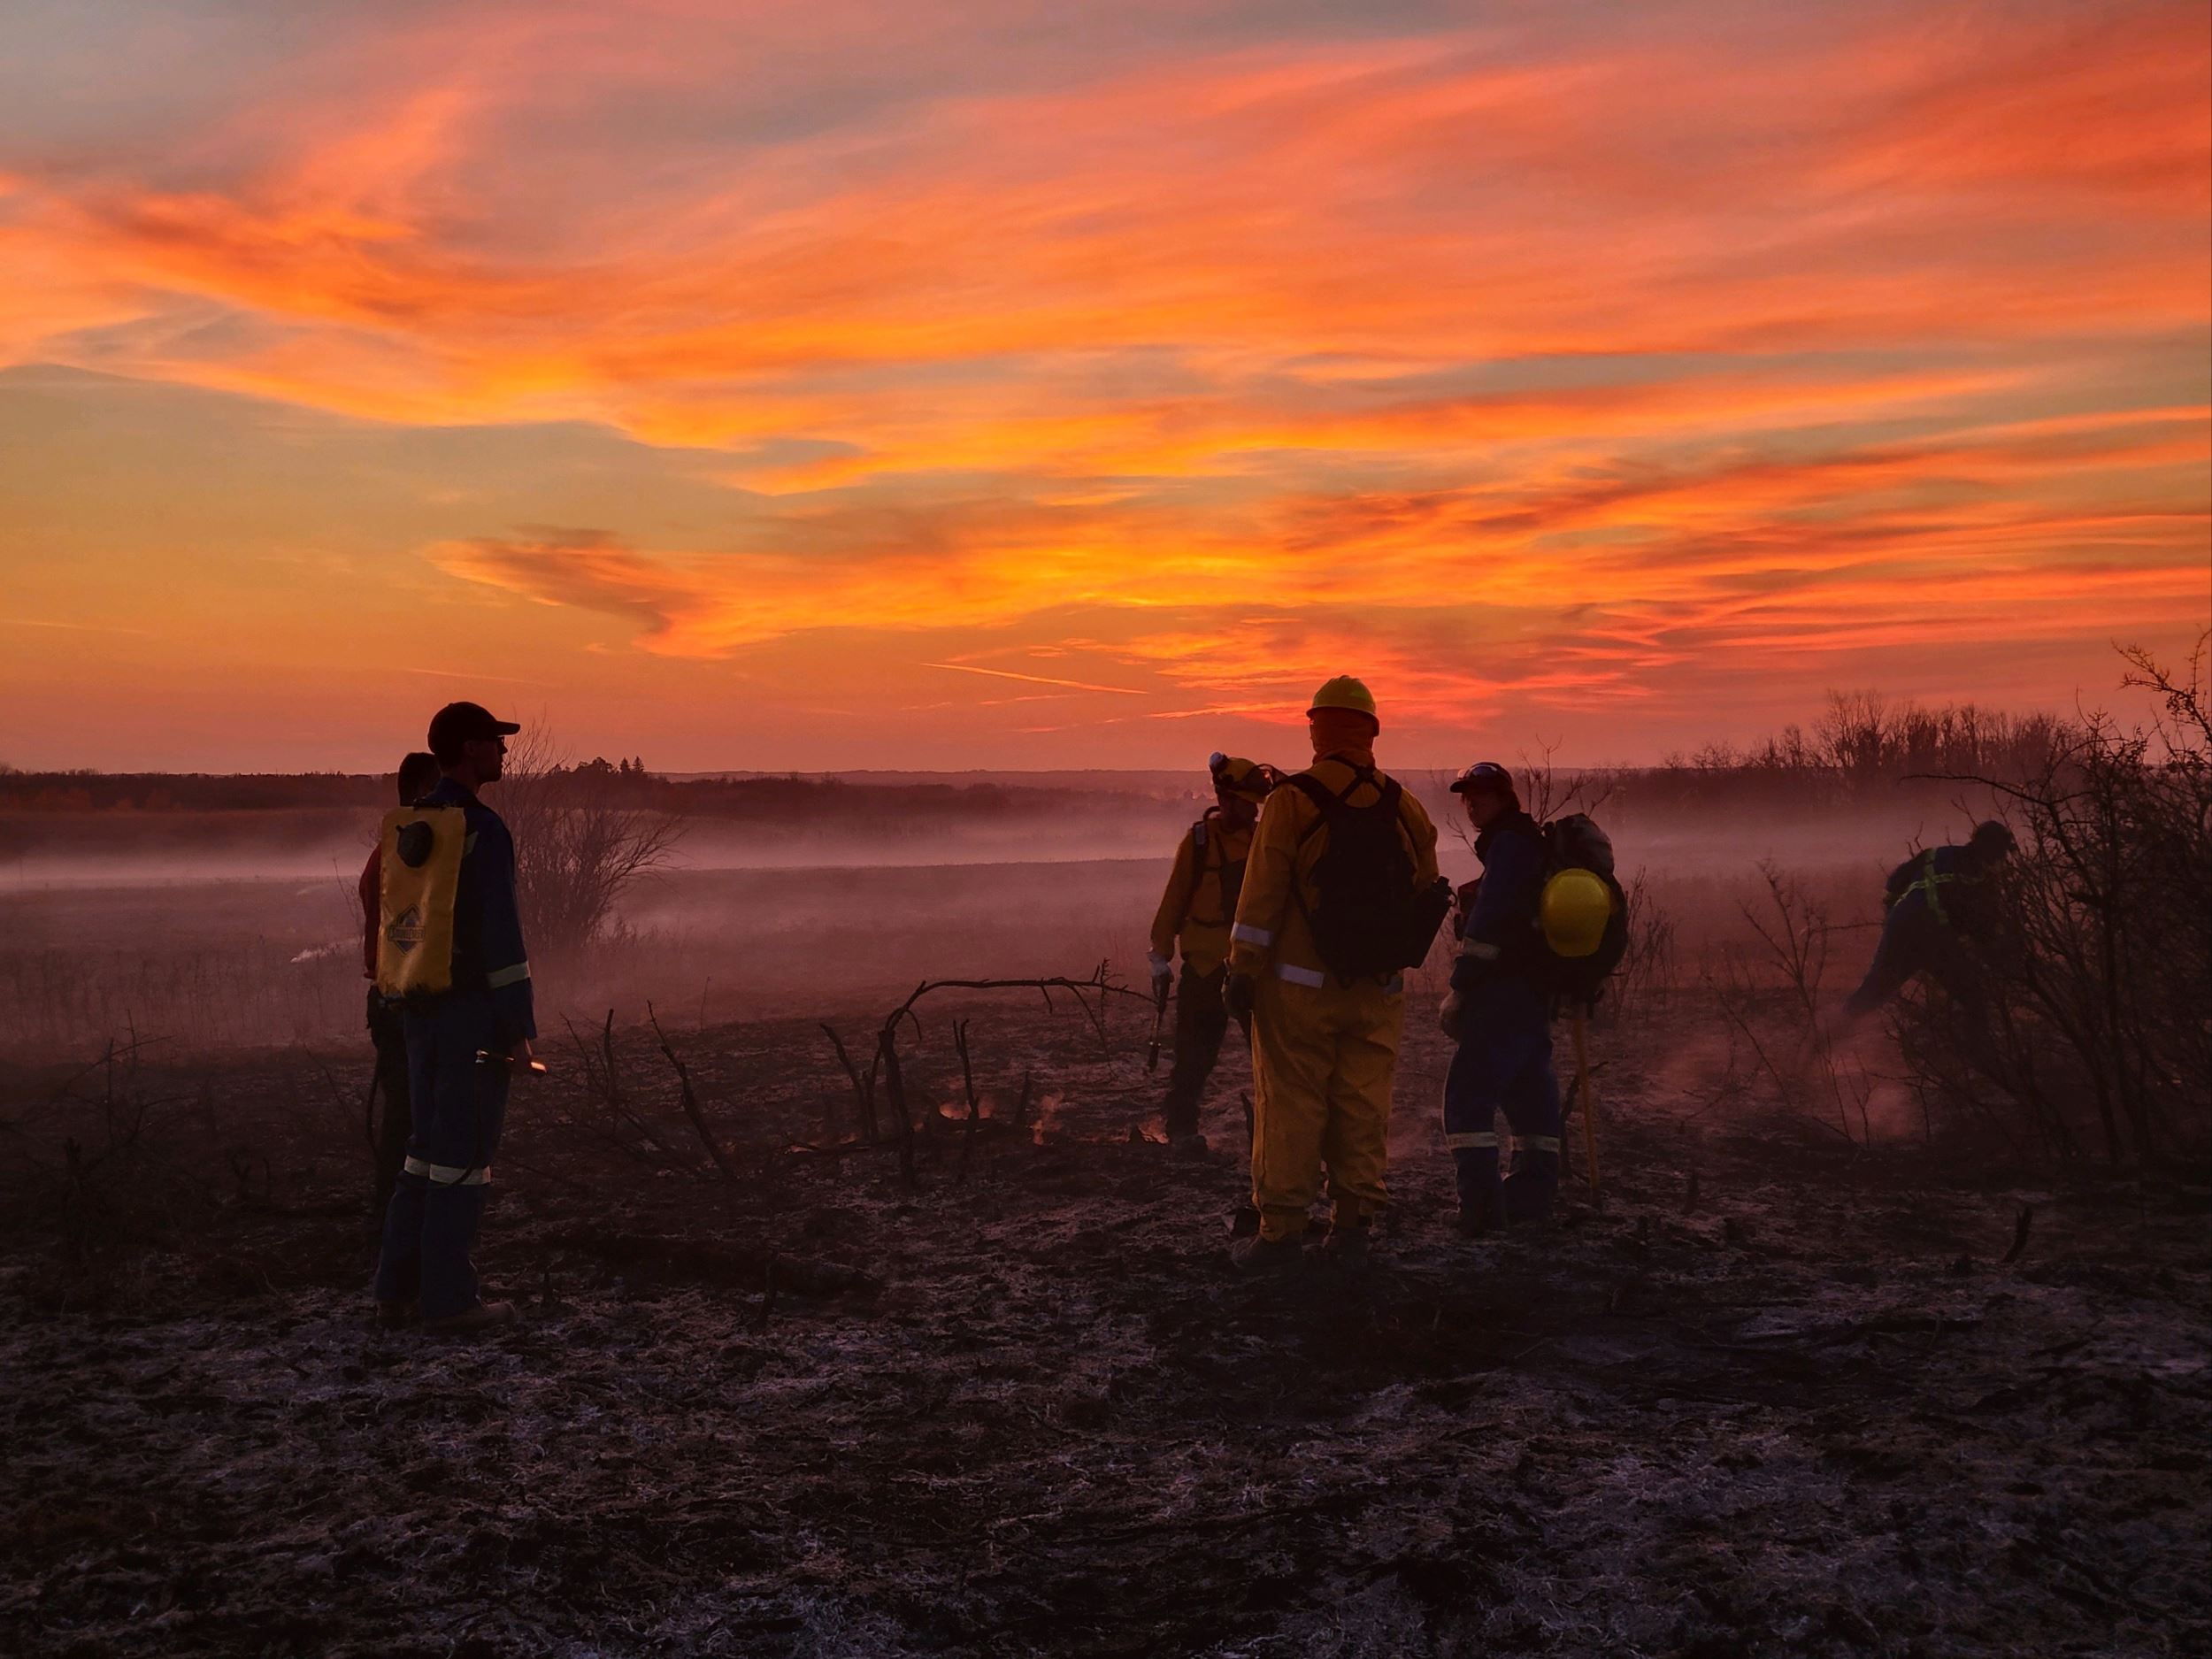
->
0;0;2203;769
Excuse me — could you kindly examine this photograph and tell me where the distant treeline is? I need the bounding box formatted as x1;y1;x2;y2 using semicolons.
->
0;696;2065;819
1626;695;2070;811
0;763;1144;821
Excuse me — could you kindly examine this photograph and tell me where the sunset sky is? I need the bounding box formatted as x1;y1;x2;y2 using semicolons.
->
2;0;2206;772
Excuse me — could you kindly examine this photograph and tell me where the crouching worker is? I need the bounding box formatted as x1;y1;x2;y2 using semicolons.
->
1222;678;1446;1271
1842;820;2016;1025
373;702;536;1334
1440;763;1562;1234
1148;753;1275;1150
360;749;442;1219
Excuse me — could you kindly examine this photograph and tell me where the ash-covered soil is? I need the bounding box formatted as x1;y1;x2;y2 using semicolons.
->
2;1002;2206;1657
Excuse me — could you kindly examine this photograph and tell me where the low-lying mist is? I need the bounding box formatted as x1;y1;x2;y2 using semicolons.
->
0;778;1974;1067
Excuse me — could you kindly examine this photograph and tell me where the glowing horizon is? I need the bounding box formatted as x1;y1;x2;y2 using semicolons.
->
1;0;2206;773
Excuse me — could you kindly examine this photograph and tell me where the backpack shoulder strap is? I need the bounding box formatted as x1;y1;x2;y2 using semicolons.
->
1286;772;1340;847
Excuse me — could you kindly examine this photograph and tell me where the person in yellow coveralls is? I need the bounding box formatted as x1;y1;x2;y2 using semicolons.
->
1148;753;1277;1151
1222;678;1448;1271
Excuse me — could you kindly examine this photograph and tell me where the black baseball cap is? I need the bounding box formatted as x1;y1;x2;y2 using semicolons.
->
1449;761;1514;795
427;701;521;763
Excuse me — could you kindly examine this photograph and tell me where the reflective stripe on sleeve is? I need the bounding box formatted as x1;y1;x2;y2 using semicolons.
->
487;961;532;989
1276;963;1326;987
403;1156;490;1187
1459;940;1502;961
1443;1132;1499;1148
1233;923;1274;947
1513;1135;1563;1153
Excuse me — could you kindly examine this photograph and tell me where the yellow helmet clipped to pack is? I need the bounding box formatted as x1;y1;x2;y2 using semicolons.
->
1540;866;1616;960
1308;676;1378;721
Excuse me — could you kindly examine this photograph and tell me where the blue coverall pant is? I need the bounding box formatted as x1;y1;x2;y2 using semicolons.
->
1845;905;1981;1020
374;992;511;1320
1443;982;1562;1226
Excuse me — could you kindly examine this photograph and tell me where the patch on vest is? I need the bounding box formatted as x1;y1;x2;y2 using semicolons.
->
386;904;425;954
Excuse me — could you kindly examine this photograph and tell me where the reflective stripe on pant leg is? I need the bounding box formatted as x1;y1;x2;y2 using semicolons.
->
1443;1007;1508;1220
1502;1017;1563;1222
403;1155;490;1186
414;995;508;1318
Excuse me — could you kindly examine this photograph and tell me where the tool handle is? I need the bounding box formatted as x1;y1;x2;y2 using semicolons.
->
1571;1009;1598;1196
476;1048;549;1075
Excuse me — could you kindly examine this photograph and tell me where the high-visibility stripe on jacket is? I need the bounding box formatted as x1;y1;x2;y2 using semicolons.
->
1148;810;1253;977
1227;749;1440;985
1884;844;1999;937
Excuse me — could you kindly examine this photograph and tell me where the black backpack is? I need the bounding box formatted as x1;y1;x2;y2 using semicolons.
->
1538;813;1631;1005
1288;766;1453;983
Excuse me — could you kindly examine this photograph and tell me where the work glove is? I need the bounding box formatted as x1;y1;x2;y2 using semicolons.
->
1438;990;1466;1043
1222;972;1258;1019
1149;960;1172;1009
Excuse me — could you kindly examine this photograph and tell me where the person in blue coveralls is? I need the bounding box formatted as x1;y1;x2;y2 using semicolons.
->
1438;762;1563;1236
373;701;536;1334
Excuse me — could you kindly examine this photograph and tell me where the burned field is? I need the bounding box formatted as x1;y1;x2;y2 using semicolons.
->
3;998;2206;1658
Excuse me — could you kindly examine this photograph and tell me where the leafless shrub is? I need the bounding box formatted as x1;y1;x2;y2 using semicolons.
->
1900;636;2212;1171
832;965;1153;1190
557;1009;701;1177
1605;867;1678;1026
498;725;685;960
1709;863;1878;1143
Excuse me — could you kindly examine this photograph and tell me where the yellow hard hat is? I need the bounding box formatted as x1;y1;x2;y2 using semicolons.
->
1208;752;1275;799
1540;868;1615;959
1308;676;1379;721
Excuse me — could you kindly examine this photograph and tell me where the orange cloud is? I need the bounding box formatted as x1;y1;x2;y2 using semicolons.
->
0;0;2204;766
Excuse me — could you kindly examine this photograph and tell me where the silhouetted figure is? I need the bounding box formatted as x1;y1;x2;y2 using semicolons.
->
373;703;535;1334
1148;753;1274;1148
1439;763;1564;1233
1222;676;1446;1272
1843;820;2017;1023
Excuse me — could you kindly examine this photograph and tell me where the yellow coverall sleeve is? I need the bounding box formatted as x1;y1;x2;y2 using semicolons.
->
1148;830;1199;966
1226;790;1307;976
1402;791;1441;887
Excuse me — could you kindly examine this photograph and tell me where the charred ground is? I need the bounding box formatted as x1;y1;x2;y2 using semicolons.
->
3;1002;2206;1658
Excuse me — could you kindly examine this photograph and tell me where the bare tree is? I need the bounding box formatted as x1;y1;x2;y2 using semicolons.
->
496;723;686;959
1901;635;2212;1171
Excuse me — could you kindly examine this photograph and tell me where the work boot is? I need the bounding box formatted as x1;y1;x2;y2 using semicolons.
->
1228;1233;1304;1275
1226;1204;1262;1240
1319;1221;1371;1268
1455;1196;1499;1240
421;1300;518;1336
1169;1133;1210;1160
374;1299;418;1329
